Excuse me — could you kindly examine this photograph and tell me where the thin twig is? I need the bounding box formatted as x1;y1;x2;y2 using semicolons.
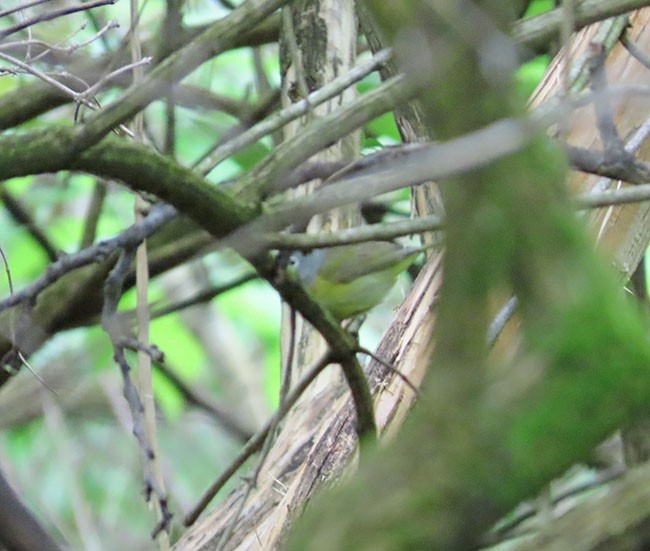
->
0;204;176;313
279;309;296;407
80;57;153;100
119;337;164;362
29;21;89;62
184;353;334;527
0;245;14;295
16;351;60;397
357;347;420;396
216;408;276;550
587;42;627;159
153;361;253;442
25;20;119;62
0;0;117;40
148;273;258;320
80;181;108;248
128;0;169;542
102;249;173;538
0;50;96;109
0;240;60;394
621;30;650;70
487;296;519;348
0;0;51;19
0;187;59;262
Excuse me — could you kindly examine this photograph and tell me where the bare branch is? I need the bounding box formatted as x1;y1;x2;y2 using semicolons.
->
0;0;117;40
184;353;334;527
0;0;52;19
197;48;393;174
512;0;650;52
0;204;176;313
101;249;172;538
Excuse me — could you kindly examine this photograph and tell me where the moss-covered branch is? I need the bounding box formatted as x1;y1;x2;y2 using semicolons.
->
0;129;376;433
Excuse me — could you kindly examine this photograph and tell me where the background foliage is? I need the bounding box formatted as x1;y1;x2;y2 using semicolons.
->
4;0;648;549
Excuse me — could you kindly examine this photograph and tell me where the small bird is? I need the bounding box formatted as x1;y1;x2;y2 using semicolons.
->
291;241;423;320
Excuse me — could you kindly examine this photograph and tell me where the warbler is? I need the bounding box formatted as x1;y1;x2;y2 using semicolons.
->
291;241;423;320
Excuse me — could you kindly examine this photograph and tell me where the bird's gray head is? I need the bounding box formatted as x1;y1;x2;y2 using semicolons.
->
290;249;327;287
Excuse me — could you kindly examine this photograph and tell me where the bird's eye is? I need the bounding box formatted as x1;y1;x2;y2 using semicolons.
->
288;254;299;268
